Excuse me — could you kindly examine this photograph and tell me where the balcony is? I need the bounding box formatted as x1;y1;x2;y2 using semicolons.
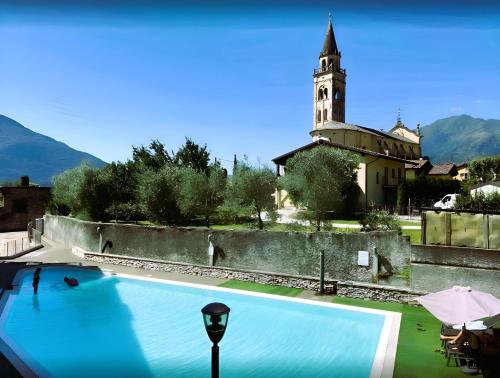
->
313;65;346;76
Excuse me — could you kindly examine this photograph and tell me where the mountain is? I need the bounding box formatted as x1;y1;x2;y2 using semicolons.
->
420;115;500;163
0;114;106;186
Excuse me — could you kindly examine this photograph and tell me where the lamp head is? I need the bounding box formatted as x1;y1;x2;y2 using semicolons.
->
201;302;230;344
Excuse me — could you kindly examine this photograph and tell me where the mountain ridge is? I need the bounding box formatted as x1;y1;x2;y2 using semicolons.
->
420;114;500;163
0;114;106;186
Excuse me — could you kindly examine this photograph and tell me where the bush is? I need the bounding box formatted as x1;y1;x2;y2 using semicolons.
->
360;210;401;231
454;192;500;211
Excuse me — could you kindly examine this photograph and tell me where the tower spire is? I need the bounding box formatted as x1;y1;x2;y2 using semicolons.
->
320;13;339;57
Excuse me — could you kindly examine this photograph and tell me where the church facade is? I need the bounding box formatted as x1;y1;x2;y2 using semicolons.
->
272;16;422;209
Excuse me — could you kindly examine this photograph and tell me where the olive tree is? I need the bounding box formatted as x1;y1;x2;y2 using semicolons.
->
280;146;360;231
178;165;227;227
229;163;277;230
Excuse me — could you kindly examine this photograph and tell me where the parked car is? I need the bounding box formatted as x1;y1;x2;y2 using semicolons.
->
433;194;459;209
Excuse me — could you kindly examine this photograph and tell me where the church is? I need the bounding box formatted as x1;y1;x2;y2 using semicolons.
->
272;16;422;209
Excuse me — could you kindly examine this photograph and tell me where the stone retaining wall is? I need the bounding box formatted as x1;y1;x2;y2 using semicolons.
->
83;252;425;303
45;215;411;287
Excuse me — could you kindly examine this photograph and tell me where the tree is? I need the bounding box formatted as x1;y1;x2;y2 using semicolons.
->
174;137;210;173
469;156;500;183
138;166;183;225
280;146;360;231
178;165;227;227
52;162;92;215
229;162;277;230
132;140;174;172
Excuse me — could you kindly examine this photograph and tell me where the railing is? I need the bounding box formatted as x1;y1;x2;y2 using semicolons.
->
313;66;346;75
0;229;42;257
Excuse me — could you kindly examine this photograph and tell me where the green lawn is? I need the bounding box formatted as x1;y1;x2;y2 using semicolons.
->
332;297;462;378
218;280;461;378
401;229;422;244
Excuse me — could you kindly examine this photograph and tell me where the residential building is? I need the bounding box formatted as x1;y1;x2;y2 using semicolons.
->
454;163;469;181
0;181;51;232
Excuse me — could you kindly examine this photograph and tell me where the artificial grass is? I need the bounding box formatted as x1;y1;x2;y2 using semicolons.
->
331;297;462;378
218;280;303;297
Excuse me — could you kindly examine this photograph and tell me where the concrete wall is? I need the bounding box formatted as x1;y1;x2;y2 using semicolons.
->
410;244;500;297
424;211;500;249
44;215;411;287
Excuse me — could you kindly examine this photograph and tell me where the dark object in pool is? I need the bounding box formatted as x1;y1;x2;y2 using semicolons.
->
33;267;42;295
64;277;79;287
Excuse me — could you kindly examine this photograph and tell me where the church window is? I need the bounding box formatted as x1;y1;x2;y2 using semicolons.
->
324;109;328;121
321;59;326;68
335;90;341;100
318;87;323;100
317;110;322;122
324;88;328;99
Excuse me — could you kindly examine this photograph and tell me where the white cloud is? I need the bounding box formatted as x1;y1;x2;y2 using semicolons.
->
449;106;463;112
475;99;481;104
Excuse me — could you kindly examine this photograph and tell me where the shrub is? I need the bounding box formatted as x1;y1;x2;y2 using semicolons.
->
454;192;500;211
360;210;401;231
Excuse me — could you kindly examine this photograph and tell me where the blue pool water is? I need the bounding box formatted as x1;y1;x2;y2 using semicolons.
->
0;267;386;377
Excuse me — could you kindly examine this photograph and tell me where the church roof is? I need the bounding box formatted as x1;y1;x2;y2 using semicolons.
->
272;139;413;166
311;120;417;144
320;16;339;57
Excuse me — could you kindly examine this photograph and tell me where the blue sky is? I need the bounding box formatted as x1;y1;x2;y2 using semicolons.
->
1;1;499;169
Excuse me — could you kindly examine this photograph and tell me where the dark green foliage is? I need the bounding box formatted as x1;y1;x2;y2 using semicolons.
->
280;146;360;231
468;156;500;183
360;210;400;231
454;192;500;211
138;166;183;225
421;115;500;163
132;140;174;172
229;162;277;230
178;165;226;227
396;174;461;210
174;138;210;173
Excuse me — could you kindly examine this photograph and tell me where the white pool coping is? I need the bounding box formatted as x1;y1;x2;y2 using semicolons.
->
0;266;401;378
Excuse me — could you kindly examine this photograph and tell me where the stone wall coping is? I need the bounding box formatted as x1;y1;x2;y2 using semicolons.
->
337;280;427;295
412;244;500;254
44;215;401;236
85;251;336;283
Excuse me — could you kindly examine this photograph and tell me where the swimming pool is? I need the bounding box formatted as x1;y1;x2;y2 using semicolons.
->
0;266;400;377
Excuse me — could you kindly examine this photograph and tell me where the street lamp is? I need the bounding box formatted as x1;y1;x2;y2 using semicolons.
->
201;302;231;378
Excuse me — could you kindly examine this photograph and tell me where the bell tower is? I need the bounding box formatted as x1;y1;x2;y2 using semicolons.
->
313;14;346;128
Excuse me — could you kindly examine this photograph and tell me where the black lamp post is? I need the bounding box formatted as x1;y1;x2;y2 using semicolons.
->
201;302;230;378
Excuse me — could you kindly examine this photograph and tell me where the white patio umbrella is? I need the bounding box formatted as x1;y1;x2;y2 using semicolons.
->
417;286;500;325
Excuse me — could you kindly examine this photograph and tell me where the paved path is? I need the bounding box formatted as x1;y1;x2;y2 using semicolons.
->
267;208;421;229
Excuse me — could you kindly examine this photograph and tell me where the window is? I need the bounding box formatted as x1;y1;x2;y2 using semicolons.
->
317;110;322;122
335;90;341;100
392;168;395;179
324;88;328;99
376;172;379;184
323;109;328;121
318;88;323;100
322;59;326;68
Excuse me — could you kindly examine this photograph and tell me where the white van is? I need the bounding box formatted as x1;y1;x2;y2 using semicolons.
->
433;194;459;209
